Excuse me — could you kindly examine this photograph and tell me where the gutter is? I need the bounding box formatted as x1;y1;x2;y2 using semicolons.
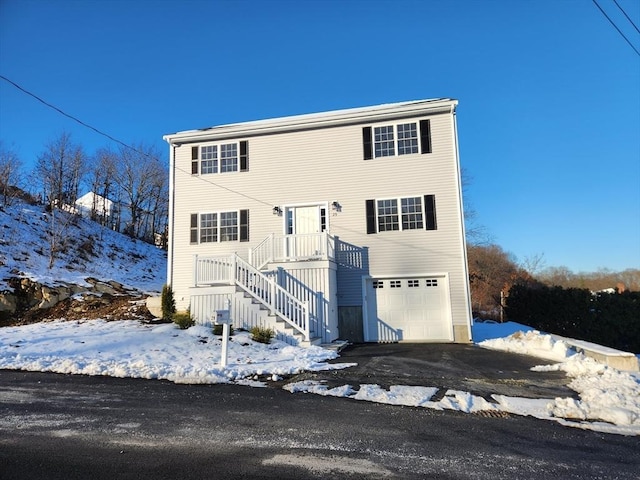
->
166;141;179;287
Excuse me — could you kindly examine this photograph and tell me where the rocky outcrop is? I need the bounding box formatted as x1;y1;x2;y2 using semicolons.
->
0;277;143;323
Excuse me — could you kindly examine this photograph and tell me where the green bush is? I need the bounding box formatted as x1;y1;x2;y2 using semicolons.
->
161;284;176;322
173;311;194;330
213;323;234;336
250;326;274;344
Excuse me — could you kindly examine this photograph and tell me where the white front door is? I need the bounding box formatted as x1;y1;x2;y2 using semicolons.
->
290;205;321;234
284;205;325;258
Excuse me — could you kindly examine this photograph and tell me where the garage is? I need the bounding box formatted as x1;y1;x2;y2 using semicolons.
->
364;275;453;342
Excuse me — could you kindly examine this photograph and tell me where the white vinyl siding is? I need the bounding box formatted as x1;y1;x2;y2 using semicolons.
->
168;101;470;337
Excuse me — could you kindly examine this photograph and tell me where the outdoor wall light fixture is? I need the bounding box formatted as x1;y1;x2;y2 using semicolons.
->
331;201;340;210
272;206;282;216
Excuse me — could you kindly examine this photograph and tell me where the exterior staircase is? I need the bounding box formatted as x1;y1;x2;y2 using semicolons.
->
192;252;321;346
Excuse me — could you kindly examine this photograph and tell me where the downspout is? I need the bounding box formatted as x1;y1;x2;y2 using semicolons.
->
167;140;179;287
452;103;474;342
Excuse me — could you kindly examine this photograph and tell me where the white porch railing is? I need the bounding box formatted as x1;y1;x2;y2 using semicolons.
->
249;232;335;269
193;253;309;340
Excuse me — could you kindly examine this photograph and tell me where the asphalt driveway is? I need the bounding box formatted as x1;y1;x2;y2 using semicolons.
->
285;343;576;400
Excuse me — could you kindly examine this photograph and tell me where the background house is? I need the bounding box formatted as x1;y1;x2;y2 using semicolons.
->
75;191;162;245
164;99;472;345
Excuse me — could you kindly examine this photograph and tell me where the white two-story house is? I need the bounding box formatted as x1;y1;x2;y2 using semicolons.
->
163;99;472;346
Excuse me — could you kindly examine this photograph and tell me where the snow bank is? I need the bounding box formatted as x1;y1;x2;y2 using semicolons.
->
0;320;352;385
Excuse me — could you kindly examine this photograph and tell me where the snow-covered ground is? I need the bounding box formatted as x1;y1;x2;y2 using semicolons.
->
0;199;165;293
0;319;638;436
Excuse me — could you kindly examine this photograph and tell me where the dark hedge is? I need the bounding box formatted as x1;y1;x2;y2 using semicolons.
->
505;284;640;352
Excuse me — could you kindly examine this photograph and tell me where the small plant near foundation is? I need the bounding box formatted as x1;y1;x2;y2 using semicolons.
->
161;284;176;322
250;326;274;344
173;311;194;330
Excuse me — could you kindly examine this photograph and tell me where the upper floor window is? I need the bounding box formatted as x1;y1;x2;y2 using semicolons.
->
201;145;218;174
366;195;437;234
363;119;431;160
191;140;248;175
374;125;396;157
220;144;238;173
397;123;419;155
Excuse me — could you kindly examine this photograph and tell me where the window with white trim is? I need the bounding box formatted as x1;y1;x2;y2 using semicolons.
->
401;197;423;230
374;125;396;157
220;144;238;173
190;210;249;244
377;199;399;232
366;195;437;234
192;141;246;175
219;211;238;241
377;196;422;232
374;123;417;158
397;123;419;155
201;146;218;174
363;119;431;160
200;213;218;242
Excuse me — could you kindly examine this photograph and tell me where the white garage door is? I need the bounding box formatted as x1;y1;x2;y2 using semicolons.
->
365;276;452;342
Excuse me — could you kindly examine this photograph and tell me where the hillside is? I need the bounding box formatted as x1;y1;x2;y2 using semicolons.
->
0;196;166;324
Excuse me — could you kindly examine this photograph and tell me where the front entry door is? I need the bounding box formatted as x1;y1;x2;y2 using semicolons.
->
285;205;325;259
290;206;321;235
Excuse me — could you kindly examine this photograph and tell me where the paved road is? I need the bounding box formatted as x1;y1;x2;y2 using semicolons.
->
1;369;638;480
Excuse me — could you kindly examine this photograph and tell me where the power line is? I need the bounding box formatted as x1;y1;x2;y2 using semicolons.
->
0;73;275;208
172;163;273;207
592;0;640;57
613;0;640;35
0;74;151;157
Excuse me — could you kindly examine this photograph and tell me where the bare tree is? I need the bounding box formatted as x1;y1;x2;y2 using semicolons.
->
87;147;118;226
461;168;491;245
521;252;546;277
113;143;165;240
0;142;22;206
45;206;77;269
36;132;87;209
147;165;169;246
35;133;88;268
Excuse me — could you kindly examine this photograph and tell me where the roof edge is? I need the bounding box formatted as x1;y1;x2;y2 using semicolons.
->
164;98;457;144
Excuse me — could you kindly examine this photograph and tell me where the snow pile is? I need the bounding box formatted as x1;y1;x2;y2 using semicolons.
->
535;355;640;427
479;329;572;362
0;320;352;385
0;198;166;293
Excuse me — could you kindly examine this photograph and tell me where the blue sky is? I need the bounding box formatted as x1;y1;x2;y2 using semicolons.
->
1;0;638;273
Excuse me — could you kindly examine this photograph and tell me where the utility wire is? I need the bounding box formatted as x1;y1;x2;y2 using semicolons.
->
592;0;640;56
0;74;150;157
0;73;275;208
172;163;273;207
612;0;640;35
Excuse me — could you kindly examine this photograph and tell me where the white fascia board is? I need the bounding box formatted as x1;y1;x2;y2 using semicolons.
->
163;98;457;145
